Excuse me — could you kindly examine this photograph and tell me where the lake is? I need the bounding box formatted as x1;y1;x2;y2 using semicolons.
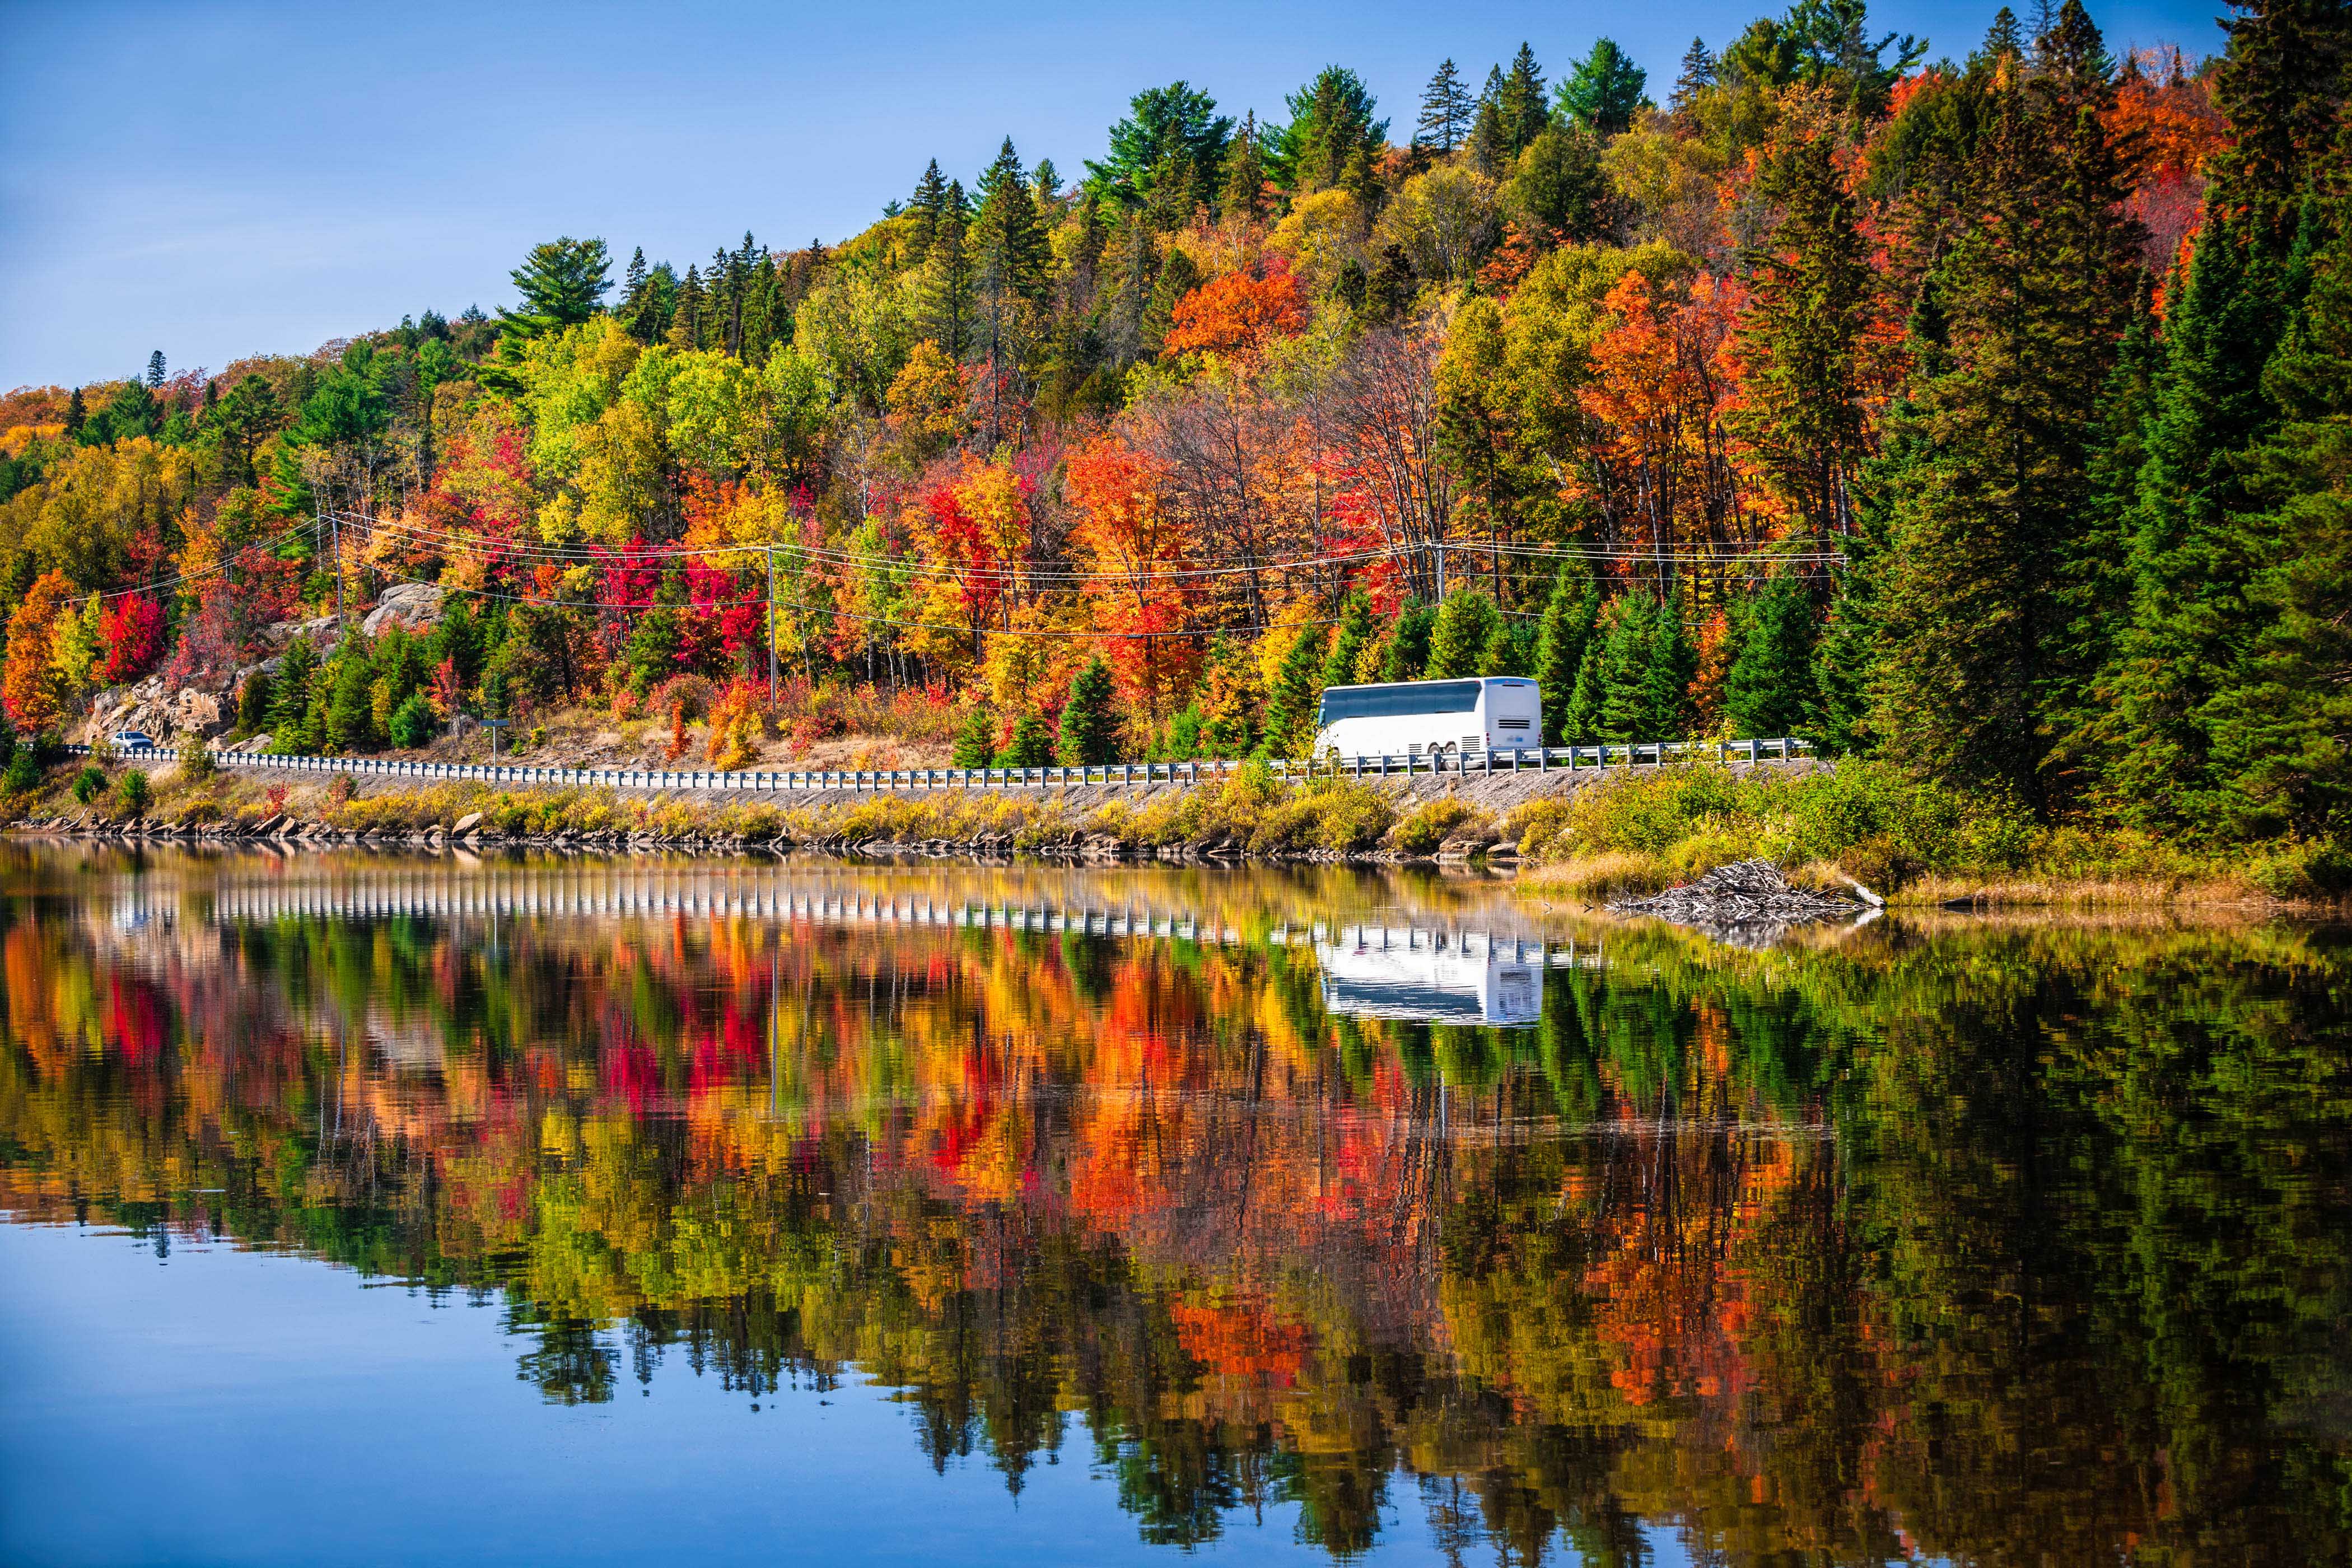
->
2;846;2347;1566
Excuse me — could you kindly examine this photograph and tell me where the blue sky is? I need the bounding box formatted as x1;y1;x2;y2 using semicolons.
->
1;0;2228;391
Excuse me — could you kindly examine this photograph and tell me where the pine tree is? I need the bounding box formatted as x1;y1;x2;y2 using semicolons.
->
1468;69;1511;176
144;350;165;388
919;190;975;361
1057;657;1121;764
1592;596;1654;741
1476;612;1532;678
1724;576;1818;738
1415;59;1475;155
1498;44;1548;157
1275;66;1388;194
1533;570;1600;742
267;640;318;749
970;139;1050;436
1425;588;1501;678
324;650;375;752
666;265;706;350
1669;38;1718;120
1220;111;1270;222
1735;111;1881;540
63;388;85;441
909;159;952;253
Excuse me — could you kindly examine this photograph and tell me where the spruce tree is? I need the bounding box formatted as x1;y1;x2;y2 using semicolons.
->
144;350;165;388
1322;592;1375;688
1498;44;1548;157
1724;575;1818;738
325;650;375;752
1555;39;1650;138
995;710;1056;767
919;194;975;360
2200;115;2352;843
1378;603;1437;682
1220;111;1269;222
2098;0;2352;830
267;639;318;749
909;159;952;253
1468;69;1511;176
1057;657;1121;765
953;704;996;767
1592;596;1655;741
1415;59;1475;155
1425;588;1501;678
1669;38;1718;120
1875;30;2139;803
1267;626;1328;754
1533;570;1600;743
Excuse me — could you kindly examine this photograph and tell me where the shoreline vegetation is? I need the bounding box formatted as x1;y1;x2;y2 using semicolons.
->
8;751;2338;913
4;2;2349;920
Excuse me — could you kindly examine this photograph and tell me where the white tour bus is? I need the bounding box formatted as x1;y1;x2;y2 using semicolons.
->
1312;676;1541;760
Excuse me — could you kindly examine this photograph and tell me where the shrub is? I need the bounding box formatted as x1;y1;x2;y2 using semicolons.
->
179;738;217;780
3;745;40;794
326;772;355;807
71;766;106;804
389;691;437;749
707;680;768;769
116;769;151;815
1388;796;1481;856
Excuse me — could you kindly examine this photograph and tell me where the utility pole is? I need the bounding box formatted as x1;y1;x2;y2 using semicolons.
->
766;546;778;707
1434;538;1446;601
331;507;346;632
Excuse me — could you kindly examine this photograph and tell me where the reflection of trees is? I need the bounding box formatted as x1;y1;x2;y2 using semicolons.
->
3;876;2351;1564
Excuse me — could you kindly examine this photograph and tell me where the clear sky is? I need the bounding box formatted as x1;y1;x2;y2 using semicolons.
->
1;0;2229;391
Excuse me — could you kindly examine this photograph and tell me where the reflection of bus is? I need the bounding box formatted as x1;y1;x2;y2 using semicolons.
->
1313;677;1542;760
1315;928;1543;1026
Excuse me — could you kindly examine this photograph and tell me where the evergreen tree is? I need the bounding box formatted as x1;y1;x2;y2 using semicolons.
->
1273;66;1387;194
324;649;375;752
1057;657;1121;764
919;182;975;360
970;139;1050;433
1476;612;1533;679
1876;26;2140;802
1378;603;1437;682
1498;45;1548;156
1267;626;1329;754
1509;127;1609;242
1087;82;1233;212
1533;570;1601;743
1735;113;1880;539
1468;68;1511;175
1414;59;1475;155
1669;38;1719;120
1425;588;1501;678
63;388;85;441
1322;592;1375;688
1220;111;1270;222
666;265;706;350
909;159;953;253
2098;0;2352;830
995;710;1056;767
953;705;996;767
1555;39;1651;137
144;350;165;388
1724;576;1819;738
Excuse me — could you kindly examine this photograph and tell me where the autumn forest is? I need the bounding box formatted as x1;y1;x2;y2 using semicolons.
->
1;0;2348;864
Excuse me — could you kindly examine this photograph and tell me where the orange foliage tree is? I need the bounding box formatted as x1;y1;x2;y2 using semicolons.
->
3;571;75;730
1161;265;1308;357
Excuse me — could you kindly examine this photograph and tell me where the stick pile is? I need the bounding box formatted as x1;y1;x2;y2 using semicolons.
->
1607;860;1865;945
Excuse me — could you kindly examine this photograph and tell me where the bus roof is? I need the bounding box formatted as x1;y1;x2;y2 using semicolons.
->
1319;676;1536;692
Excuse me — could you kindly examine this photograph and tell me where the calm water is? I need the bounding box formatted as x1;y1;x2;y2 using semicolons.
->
2;847;2348;1567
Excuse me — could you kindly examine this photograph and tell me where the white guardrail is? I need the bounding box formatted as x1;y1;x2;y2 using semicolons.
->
62;736;1814;795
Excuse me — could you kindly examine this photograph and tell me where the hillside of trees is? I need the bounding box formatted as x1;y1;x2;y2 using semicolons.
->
0;0;2345;861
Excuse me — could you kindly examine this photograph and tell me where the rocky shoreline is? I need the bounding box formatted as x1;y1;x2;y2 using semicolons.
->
7;810;1523;869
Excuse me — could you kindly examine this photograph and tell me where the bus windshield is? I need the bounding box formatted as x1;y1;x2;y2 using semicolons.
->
1316;680;1484;725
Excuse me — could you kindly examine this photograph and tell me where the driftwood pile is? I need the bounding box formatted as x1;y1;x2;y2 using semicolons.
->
1608;860;1869;945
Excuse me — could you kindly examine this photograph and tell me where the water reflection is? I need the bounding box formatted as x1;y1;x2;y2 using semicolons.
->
3;845;2350;1564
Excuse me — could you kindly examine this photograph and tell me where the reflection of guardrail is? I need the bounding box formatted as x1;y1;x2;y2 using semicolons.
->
63;736;1814;796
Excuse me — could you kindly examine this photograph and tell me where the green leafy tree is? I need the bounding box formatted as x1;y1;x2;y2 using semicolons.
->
1057;657;1122;764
